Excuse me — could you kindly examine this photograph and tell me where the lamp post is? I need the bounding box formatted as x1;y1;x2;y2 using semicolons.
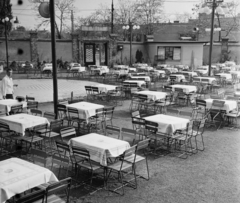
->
1;16;19;69
1;17;9;69
122;22;140;66
199;0;224;76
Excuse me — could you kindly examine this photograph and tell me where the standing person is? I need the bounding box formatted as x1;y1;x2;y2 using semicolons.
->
1;68;17;99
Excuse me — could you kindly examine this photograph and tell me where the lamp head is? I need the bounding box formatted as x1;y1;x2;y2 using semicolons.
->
193;27;199;32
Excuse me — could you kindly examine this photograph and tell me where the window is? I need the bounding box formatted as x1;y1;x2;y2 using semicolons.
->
157;46;181;61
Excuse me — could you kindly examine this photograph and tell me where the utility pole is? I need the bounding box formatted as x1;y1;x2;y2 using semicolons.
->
71;10;74;34
111;0;114;33
49;0;58;118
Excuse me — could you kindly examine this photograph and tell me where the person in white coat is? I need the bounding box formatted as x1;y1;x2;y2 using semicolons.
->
1;68;17;99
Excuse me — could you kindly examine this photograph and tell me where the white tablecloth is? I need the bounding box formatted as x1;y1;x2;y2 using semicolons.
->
0;99;27;114
205;99;237;113
123;80;146;87
68;133;130;166
169;74;185;82
144;114;189;135
215;73;232;80
153;70;165;75
94;84;116;93
132;73;147;76
0;114;50;135
178;71;198;77
0;158;58;203
130;76;151;82
163;68;178;73
71;66;85;72
194;77;216;84
234;92;240;97
230;71;240;78
66;102;104;121
170;85;197;93
136;91;167;101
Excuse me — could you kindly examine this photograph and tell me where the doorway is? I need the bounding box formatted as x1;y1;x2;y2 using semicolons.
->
84;42;108;67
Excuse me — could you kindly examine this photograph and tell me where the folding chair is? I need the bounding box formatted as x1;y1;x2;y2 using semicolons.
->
132;117;146;139
27;101;38;112
26;95;35;102
155;95;173;114
57;104;69;124
44;178;72;203
145;120;169;157
60;127;76;143
124;139;151;181
30;109;43;117
194;99;208;120
166;107;179;116
105;125;121;139
89;108;105;133
169;75;177;85
179;110;194;120
85;86;93;101
15;189;45;203
0;121;15;155
72;146;101;188
58;100;69;105
29;148;49;167
43;111;56;121
121;128;139;145
67;107;85;131
103;106;115;127
191;119;207;152
129;93;140;111
106;145;137;195
10;104;23;115
21;124;44;154
207;100;226;130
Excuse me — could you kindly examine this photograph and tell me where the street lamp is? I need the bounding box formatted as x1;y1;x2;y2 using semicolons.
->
122;22;140;66
1;16;19;69
199;0;224;76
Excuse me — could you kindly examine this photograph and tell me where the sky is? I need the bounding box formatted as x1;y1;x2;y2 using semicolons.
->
11;0;239;30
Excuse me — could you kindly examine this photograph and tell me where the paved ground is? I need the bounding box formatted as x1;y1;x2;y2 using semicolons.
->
0;79;99;102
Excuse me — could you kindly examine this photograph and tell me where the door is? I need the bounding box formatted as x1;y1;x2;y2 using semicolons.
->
84;43;96;67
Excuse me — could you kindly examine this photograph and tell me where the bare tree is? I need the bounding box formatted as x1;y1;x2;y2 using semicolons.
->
34;0;75;39
192;0;240;41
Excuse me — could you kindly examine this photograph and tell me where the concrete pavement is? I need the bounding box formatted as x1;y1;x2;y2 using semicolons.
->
0;79;99;103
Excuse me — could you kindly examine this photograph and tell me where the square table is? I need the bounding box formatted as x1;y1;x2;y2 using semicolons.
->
94;84;117;93
66;101;104;122
178;71;198;77
144;114;189;136
68;133;130;166
0;114;50;135
170;84;197;93
0;99;27;114
0;158;58;203
130;76;151;82
135;91;167;101
163;67;178;73
123;80;146;87
215;73;232;80
194;77;216;84
230;71;240;78
205;99;237;113
169;74;185;82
